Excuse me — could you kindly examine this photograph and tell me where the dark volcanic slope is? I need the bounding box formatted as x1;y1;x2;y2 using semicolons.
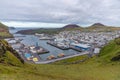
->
62;24;80;29
86;23;108;30
91;23;105;27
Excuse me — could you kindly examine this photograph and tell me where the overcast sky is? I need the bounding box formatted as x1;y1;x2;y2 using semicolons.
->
1;0;120;27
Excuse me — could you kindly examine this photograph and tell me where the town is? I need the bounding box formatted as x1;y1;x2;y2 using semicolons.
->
5;30;120;64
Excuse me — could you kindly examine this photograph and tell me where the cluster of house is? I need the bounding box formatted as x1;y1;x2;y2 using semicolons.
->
51;30;120;53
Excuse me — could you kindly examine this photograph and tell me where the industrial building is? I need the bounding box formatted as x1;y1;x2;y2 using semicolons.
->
71;43;91;51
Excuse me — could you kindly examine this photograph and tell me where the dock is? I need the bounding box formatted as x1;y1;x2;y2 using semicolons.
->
47;42;70;50
47;41;82;52
37;46;49;54
70;46;82;52
22;52;41;64
35;51;89;64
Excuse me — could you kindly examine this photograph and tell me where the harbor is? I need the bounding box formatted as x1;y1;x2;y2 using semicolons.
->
7;28;120;64
6;39;87;63
5;35;84;63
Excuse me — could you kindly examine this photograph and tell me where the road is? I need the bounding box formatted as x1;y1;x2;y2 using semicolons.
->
35;51;89;64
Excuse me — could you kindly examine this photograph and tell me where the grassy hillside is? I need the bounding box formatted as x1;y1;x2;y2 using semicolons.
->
0;39;120;80
0;40;23;65
0;22;13;38
0;22;8;29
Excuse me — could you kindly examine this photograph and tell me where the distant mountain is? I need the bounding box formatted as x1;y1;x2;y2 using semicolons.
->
62;24;80;29
16;24;81;35
85;23;111;31
88;23;107;29
16;28;60;35
84;23;120;31
16;23;120;35
91;23;105;27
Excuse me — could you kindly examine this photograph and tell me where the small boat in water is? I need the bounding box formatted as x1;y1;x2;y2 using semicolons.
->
57;53;65;57
47;55;55;60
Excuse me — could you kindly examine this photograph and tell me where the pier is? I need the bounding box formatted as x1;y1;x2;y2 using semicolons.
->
37;46;49;54
35;51;89;64
47;42;70;50
70;46;82;52
19;51;42;64
47;41;82;52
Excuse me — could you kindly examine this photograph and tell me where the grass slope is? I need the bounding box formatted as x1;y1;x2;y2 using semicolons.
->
0;40;120;80
4;51;22;66
0;22;13;38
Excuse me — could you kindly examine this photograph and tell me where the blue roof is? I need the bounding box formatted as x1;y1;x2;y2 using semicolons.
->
25;53;31;58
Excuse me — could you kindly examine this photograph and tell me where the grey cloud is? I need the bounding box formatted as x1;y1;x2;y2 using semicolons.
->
0;0;120;26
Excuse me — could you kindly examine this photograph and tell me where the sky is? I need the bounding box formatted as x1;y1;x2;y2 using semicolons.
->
1;0;120;28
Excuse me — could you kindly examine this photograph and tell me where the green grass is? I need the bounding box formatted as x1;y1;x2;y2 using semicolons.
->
0;40;120;80
0;32;13;38
53;54;88;64
0;22;13;38
98;40;120;63
0;22;8;29
4;51;22;66
0;62;120;80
